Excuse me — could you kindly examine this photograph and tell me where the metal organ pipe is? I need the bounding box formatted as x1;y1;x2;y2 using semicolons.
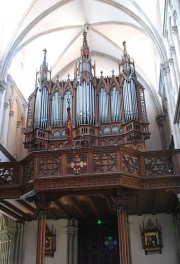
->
123;78;138;122
51;92;60;126
34;88;41;128
76;81;95;125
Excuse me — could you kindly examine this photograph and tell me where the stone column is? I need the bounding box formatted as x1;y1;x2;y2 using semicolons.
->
67;219;78;264
112;197;130;264
161;62;180;147
170;46;180;87
156;115;168;149
36;209;47;264
0;79;7;137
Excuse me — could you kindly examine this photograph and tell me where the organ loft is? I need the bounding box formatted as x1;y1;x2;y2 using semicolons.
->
24;31;150;152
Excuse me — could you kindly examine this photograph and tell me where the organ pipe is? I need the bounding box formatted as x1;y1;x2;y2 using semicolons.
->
25;31;150;151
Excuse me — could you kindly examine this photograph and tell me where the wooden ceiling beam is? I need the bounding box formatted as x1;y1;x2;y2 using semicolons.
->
136;192;142;216
104;196;114;216
84;195;99;217
16;199;36;215
64;197;86;219
1;200;33;221
54;200;70;218
0;204;24;222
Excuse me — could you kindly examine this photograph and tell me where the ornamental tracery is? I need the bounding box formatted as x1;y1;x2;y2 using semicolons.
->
24;31;150;153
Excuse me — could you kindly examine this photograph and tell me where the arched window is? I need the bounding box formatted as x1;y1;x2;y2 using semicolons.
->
51;92;61;126
34;86;49;129
110;87;121;122
99;88;109;123
63;91;72;126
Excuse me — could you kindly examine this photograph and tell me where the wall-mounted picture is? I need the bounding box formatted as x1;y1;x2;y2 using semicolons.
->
140;219;163;255
45;224;56;257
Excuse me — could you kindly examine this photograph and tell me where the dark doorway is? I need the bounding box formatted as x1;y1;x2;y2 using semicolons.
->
78;222;119;264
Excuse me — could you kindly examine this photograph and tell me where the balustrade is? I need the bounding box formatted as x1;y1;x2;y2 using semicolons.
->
0;147;179;187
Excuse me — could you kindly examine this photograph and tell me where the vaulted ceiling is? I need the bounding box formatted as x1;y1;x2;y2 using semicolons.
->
0;0;166;103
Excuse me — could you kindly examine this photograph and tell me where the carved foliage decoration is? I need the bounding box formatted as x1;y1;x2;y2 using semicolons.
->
145;156;174;176
122;153;140;175
38;156;61;176
0;168;19;185
93;152;117;172
23;160;34;182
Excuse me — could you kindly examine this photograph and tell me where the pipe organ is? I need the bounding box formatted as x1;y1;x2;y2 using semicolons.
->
24;31;150;152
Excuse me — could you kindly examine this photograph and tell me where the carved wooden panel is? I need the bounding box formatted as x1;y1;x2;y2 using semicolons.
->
38;156;61;176
0;167;19;185
145;156;174;176
67;153;87;175
122;153;140;175
23;160;34;182
93;152;117;172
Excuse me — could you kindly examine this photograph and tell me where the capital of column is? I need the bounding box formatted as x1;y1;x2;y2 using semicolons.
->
169;58;174;66
111;196;128;215
36;209;48;220
0;79;7;93
172;25;178;36
156;115;166;127
173;10;177;20
4;102;9;109
35;201;50;219
17;120;21;128
170;45;176;55
9;111;14;117
160;62;170;76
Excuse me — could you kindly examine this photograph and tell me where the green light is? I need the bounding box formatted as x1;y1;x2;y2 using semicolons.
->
97;219;102;225
108;236;113;241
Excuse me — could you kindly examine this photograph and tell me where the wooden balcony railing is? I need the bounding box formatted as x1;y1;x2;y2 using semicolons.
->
0;146;180;187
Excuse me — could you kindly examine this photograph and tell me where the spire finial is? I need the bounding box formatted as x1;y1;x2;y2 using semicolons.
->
43;48;47;63
83;31;87;47
81;30;89;59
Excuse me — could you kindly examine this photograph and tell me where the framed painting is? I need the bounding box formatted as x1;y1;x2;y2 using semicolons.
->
140;219;163;255
45;224;56;257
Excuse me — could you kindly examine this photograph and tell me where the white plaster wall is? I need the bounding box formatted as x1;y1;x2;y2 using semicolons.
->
0;75;28;161
22;219;69;264
128;214;179;264
0;150;11;162
45;219;68;264
21;221;37;264
0;91;5;134
144;89;162;151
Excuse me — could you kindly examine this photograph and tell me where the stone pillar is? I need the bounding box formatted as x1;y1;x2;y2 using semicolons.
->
67;219;78;264
156;115;168;149
112;197;130;264
36;209;47;264
160;62;180;148
0;79;6;136
170;46;180;87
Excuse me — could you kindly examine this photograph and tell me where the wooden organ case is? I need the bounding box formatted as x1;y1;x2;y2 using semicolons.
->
24;31;150;152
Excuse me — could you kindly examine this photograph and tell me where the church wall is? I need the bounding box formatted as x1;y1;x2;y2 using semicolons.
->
144;89;162;151
22;219;69;264
128;213;179;264
0;75;28;161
